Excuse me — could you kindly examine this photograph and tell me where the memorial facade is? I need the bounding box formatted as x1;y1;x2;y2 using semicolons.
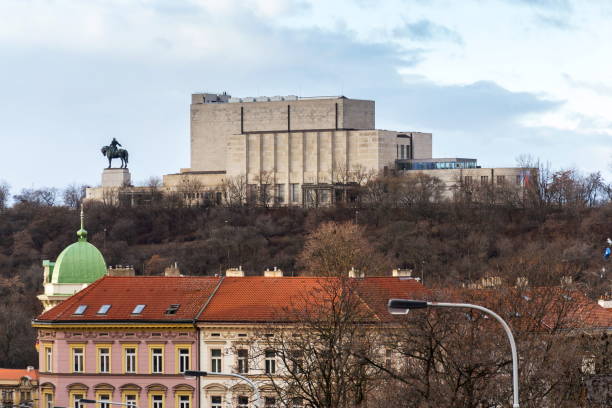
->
86;92;530;206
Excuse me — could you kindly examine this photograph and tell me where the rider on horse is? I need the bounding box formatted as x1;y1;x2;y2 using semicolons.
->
110;138;122;155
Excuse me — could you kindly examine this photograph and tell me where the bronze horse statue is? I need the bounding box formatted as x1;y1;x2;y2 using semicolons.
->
101;146;129;169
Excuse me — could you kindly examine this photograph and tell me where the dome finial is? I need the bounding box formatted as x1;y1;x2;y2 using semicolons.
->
77;205;88;241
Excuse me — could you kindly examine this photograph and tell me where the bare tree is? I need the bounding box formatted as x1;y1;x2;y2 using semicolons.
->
179;175;204;206
367;287;596;408
241;278;382;408
0;181;9;209
63;183;87;208
221;174;248;207
13;187;58;206
297;221;392;277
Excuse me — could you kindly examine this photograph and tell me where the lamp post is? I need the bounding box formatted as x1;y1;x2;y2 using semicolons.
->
388;299;520;408
184;370;261;408
77;399;135;408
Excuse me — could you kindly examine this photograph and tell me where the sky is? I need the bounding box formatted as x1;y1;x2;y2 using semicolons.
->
1;0;611;195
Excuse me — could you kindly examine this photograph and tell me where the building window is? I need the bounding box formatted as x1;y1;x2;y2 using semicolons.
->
291;398;303;408
98;347;111;373
516;175;522;185
98;394;110;408
152;395;163;408
211;396;222;408
385;349;392;369
265;350;276;374
264;397;276;408
178;348;190;373
72;347;84;373
406;144;411;159
44;346;53;372
237;349;249;373
237;396;249;408
72;393;84;408
290;350;303;374
211;348;222;373
464;176;473;185
275;184;285;204
125;394;137;408
319;190;330;203
247;184;258;203
496;175;506;184
480;176;489;184
178;395;190;408
151;348;163;374
400;145;405;159
290;184;299;203
44;393;53;408
125;347;137;374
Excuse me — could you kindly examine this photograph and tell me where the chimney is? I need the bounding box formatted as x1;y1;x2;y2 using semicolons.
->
515;276;528;287
348;267;364;279
264;267;283;277
598;293;612;308
164;262;181;277
226;266;245;277
392;268;412;277
107;265;135;277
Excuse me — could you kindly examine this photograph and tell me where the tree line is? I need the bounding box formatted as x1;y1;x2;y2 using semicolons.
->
0;161;610;373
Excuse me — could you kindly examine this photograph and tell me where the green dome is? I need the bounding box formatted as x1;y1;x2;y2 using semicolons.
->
51;210;107;284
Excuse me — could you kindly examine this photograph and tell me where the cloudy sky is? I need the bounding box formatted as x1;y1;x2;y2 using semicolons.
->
1;0;611;195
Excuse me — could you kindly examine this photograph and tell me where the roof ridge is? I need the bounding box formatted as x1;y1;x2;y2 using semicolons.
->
195;276;225;321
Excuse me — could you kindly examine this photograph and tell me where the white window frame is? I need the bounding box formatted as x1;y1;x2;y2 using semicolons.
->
73;348;84;373
178;395;190;408
152;395;163;408
178;348;190;373
45;346;53;372
152;348;163;374
211;396;222;408
211;349;222;373
265;350;276;374
125;347;137;374
99;347;110;373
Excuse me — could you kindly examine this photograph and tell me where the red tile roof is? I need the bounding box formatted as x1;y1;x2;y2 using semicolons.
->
35;276;429;323
35;276;611;330
37;276;221;322
198;277;428;323
0;368;38;381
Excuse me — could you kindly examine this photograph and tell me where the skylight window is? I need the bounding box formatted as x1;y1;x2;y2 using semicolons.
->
132;304;146;314
165;304;180;315
74;305;88;315
97;304;111;314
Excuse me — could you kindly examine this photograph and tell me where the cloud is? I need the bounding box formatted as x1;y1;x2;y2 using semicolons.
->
505;0;571;11
0;0;607;193
377;77;563;131
563;73;612;97
392;19;463;44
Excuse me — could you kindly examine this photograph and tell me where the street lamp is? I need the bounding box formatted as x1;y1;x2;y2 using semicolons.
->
388;299;520;408
77;399;135;408
184;370;261;408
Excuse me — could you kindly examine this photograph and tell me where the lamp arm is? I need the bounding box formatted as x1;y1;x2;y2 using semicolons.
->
428;301;520;408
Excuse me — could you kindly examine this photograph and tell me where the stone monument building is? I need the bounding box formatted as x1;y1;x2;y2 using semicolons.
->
86;92;529;206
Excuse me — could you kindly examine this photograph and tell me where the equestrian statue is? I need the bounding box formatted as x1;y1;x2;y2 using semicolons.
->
101;138;129;169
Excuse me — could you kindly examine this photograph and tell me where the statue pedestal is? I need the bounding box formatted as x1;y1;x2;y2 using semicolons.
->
101;168;131;188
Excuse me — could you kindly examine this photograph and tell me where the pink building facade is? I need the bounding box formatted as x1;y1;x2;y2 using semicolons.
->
37;328;197;408
34;276;221;408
